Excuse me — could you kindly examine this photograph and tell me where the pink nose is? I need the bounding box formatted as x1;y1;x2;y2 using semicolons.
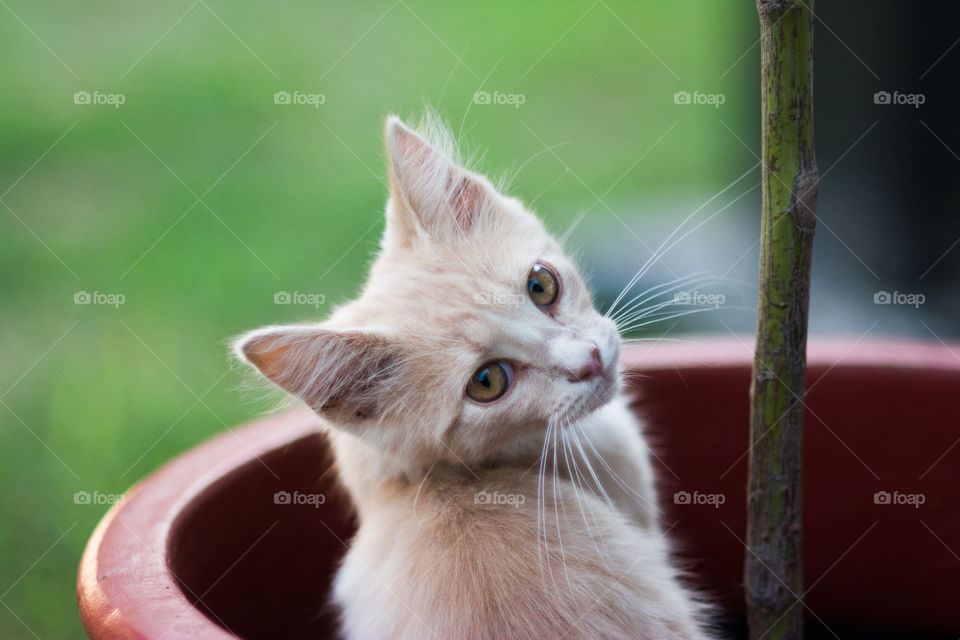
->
570;347;603;382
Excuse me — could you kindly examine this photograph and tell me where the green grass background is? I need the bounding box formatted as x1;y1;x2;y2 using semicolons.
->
0;1;756;636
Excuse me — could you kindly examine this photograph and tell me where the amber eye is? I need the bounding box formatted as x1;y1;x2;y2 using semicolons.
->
527;263;559;307
466;362;512;402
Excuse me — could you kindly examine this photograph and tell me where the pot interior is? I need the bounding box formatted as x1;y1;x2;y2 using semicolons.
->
168;348;960;639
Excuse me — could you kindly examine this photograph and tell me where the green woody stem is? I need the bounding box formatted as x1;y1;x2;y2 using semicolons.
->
746;1;818;639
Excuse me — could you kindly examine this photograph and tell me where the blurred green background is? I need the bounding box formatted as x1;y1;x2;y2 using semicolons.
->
0;1;759;637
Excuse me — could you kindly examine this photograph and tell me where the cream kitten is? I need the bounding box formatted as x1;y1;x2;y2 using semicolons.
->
235;115;710;639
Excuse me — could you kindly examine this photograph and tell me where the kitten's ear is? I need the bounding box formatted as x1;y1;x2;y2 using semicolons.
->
234;326;402;424
385;115;492;242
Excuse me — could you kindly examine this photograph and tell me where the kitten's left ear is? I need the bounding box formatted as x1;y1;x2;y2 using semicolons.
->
385;116;493;242
233;325;403;426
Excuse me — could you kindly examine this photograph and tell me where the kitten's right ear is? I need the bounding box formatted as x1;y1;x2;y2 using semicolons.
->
234;326;403;424
384;115;493;244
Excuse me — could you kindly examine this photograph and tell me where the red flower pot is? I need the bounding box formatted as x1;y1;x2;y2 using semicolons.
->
77;339;960;639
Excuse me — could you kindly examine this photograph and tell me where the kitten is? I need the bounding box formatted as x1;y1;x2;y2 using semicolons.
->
235;115;710;639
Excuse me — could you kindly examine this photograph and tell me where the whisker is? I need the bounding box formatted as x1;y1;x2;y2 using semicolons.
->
615;293;702;328
619;181;760;306
537;415;555;590
608;271;711;324
552;417;577;605
560;416;610;569
572;421;670;528
411;460;438;523
565;418;617;511
559;208;590;246
605;161;760;318
619;337;699;345
617;305;750;334
503;141;572;190
563;417;613;570
611;273;736;327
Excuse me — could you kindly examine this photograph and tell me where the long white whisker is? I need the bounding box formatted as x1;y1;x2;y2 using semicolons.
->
615;290;707;328
411;460;438;523
609;271;711;324
618;305;749;334
562;416;611;570
628;181;760;292
566;418;617;511
611;273;735;326
537;416;555;589
504;141;572;190
552;417;577;605
605;162;759;318
559;208;590;246
619;337;699;345
572;421;668;527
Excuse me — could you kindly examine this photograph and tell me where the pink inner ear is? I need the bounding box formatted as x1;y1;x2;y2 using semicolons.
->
390;122;433;181
386;117;492;239
447;174;485;232
242;329;403;425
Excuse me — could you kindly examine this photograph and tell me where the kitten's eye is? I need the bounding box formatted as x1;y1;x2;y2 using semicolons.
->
527;264;559;307
466;362;512;402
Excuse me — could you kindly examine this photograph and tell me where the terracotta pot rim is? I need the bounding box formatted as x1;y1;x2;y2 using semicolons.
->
621;335;960;371
77;410;323;640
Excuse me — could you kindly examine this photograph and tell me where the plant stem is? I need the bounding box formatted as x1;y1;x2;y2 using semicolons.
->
746;1;818;639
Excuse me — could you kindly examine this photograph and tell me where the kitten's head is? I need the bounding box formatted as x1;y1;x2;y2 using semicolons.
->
236;115;619;465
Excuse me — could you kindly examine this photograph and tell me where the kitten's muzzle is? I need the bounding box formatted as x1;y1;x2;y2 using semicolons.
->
567;346;603;383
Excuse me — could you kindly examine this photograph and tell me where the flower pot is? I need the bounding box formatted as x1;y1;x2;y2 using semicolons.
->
77;338;960;639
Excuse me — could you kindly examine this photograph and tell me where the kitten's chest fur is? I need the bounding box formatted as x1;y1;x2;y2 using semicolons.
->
328;398;709;640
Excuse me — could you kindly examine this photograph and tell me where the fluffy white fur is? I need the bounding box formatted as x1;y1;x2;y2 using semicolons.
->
235;114;711;639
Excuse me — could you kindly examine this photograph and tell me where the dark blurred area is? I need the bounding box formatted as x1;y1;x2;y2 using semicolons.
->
809;0;960;337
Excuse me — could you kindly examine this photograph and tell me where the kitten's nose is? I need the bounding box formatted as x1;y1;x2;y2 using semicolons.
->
569;346;603;382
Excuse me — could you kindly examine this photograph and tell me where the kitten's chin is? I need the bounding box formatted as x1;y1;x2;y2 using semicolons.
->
562;373;618;423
